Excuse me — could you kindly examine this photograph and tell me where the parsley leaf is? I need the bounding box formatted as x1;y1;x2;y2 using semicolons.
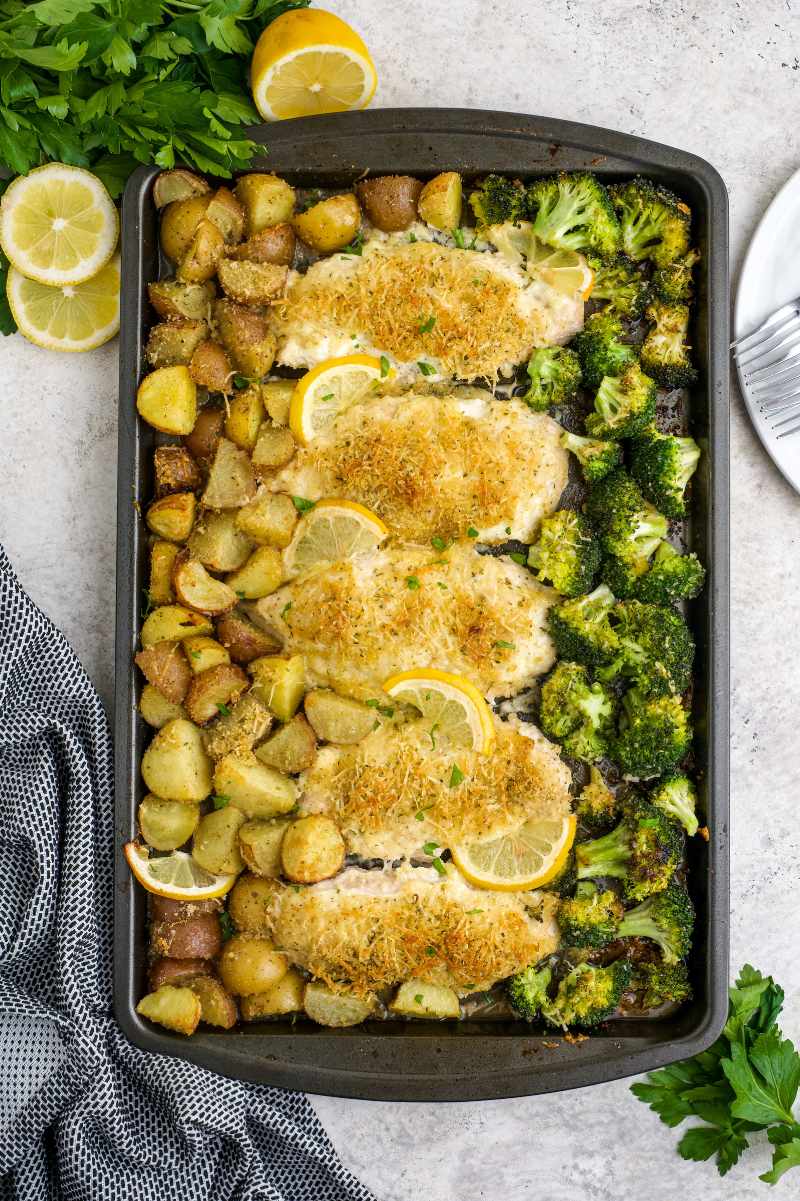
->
417;360;436;376
211;793;230;810
406;576;420;590
380;354;390;378
449;764;464;787
292;496;316;512
418;314;436;333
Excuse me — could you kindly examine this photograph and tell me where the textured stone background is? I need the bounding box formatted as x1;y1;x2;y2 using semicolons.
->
2;2;799;1196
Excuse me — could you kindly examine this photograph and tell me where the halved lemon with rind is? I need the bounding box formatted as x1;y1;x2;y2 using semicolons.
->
289;354;386;444
7;255;120;352
252;9;377;122
382;668;495;754
284;498;388;577
124;843;236;901
451;814;576;891
0;163;118;286
527;235;594;299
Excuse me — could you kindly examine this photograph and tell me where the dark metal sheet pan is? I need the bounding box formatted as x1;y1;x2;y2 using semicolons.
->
114;107;730;1100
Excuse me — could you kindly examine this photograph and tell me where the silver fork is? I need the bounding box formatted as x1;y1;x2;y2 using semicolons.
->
732;298;800;439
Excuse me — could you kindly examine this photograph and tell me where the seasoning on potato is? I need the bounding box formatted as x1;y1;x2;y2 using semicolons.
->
281;815;345;884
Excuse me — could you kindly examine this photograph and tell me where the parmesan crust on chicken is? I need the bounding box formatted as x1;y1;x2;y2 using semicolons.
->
268;865;560;996
271;390;568;544
299;714;571;860
250;542;558;701
272;236;584;379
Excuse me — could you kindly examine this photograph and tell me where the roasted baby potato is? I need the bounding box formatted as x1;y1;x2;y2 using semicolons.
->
249;654;305;721
136;366;197;435
134;639;191;705
260;379;295;426
238;818;290;878
214;299;277;378
177;218;224;284
251;426;296;477
417;172;463;231
148;279;215;322
206;186;245;244
215;609;279;664
189;340;233;393
160;194;212;263
139;684;187;728
235;174;295;235
141;717;214;802
227;223;295;266
213;752;296;819
304;690;375;744
281;815;345;884
154;446;202;498
192;805;245;874
219;933;288;996
138;793;200;851
148;540;179;606
217;260;288;306
225;546;283;599
202;437;257;509
389;980;461;1019
148;957;211;991
137;985;201;1035
150;913;222;960
224;385;265;451
293;193;360;253
146;491;196;543
183;635;230;675
201;692;272;761
184;663;249;725
240;968;305;1019
228;872;279;933
303;982;374;1028
154;169;211;210
254;714;316;775
188;974;238;1028
172;553;238;616
188;510;253;573
356;175;423;232
235;492;297;547
146;319;208;369
140;605;212;648
184;406;224;470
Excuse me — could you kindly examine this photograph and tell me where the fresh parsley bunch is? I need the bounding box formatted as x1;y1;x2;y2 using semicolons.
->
0;0;309;196
632;965;800;1184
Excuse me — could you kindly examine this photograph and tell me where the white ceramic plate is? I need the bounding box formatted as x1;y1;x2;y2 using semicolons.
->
735;165;800;493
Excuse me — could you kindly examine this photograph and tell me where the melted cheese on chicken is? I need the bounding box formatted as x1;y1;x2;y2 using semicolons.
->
273;237;583;379
271;390;568;543
250;542;558;701
269;864;560;996
299;714;571;860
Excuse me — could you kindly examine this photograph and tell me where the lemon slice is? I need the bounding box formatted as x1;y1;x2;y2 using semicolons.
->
124;843;236;901
0;163;118;286
527;235;594;299
252;9;377;122
289;354;386;444
451;814;576;891
485;221;534;267
7;255;120;352
382;668;495;754
284;498;388;576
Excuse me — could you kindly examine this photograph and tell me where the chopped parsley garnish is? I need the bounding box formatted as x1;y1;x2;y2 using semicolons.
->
431;535;451;552
406;576;421;590
341;231;364;255
423;842;440;855
419;314;436;334
219;911;235;941
431;857;447;877
505;526;512;535
452;227;466;249
408;232;417;243
365;699;394;717
437;582;448;590
449;763;465;788
425;946;437;957
292;496;316;513
215;702;231;717
414;993;424;1004
467;526;479;538
429;723;438;750
281;602;293;620
233;374;249;390
414;804;434;821
235;590;246;599
211;794;230;809
509;552;526;565
465;909;484;916
189;650;201;659
417;361;436;376
321;392;335;402
380;355;391;378
494;640;515;650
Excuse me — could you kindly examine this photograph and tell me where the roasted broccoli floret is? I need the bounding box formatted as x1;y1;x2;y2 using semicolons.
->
558;881;623;948
590;254;651;318
612;688;691;779
548;584;619;666
539;661;615;763
523;346;582;410
469;174;527;228
586;364;657;440
609;177;691;268
650;773;699;836
573;311;638;391
652;249;700;303
635;540;706;604
632;961;692;1008
507;962;553;1020
527;509;600;596
603;600;694;698
618;879;694;963
575;795;684;902
560;430;623;484
630;427;701;517
585;470;668;583
528;171;621;258
640;301;697;388
548;960;632;1028
576;766;620;831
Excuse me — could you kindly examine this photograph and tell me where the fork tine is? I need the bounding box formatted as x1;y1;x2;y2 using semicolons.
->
748;353;800;387
733;312;799;359
738;324;800;370
776;420;800;439
754;376;800;404
730;301;799;351
771;405;800;428
759;394;800;416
